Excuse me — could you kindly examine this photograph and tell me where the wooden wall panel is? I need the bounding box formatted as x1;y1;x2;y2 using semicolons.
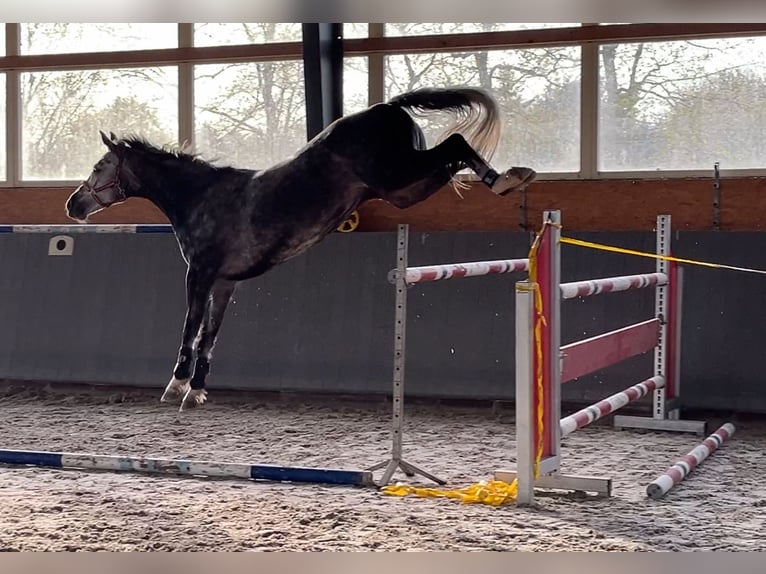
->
355;177;766;232
3;177;766;231
0;188;167;225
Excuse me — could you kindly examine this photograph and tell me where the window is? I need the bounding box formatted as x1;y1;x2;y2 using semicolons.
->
385;47;581;173
194;62;307;169
598;36;766;171
20;24;177;54
385;23;579;36
343;24;369;39
344;57;369;115
3;23;765;184
20;67;178;180
193;23;302;46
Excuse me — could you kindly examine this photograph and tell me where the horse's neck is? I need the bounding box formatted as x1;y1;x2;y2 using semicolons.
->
129;161;206;226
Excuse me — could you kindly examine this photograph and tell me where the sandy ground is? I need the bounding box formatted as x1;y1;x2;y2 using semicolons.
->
1;382;765;552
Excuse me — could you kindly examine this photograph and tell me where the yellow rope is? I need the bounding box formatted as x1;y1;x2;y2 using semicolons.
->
381;222;552;505
526;221;550;483
561;236;766;276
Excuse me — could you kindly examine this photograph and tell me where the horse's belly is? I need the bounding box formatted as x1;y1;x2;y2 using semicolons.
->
271;233;327;264
220;227;329;279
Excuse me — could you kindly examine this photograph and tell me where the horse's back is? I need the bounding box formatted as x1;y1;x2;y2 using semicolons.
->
320;102;420;156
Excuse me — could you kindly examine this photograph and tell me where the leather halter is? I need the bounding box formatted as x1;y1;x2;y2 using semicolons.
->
80;156;126;208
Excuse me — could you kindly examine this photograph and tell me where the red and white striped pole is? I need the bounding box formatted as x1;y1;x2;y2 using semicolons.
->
560;376;665;437
394;258;530;284
646;422;736;499
559;272;668;300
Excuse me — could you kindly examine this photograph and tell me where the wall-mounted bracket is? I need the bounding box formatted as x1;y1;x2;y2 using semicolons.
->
48;235;74;256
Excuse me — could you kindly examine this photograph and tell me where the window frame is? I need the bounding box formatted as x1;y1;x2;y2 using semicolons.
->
0;22;765;187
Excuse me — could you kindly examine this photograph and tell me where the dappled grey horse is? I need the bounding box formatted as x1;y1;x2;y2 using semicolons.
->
65;87;537;411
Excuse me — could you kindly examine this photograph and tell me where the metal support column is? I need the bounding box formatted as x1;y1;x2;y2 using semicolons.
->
302;23;344;140
368;225;445;487
614;215;707;435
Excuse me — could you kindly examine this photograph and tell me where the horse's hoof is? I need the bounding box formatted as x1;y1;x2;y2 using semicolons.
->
491;167;537;196
161;377;189;402
179;388;208;411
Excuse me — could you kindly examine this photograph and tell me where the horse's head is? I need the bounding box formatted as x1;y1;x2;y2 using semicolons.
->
66;130;128;222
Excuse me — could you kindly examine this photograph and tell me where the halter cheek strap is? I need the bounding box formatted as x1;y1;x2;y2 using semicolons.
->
80;158;127;208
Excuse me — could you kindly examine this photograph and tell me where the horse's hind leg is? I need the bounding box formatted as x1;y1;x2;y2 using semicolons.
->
179;279;236;411
379;133;536;208
439;133;537;196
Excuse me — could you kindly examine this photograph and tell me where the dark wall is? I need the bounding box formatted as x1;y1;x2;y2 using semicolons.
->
0;229;764;413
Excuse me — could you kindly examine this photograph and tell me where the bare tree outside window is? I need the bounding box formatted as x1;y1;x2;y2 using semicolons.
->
384;23;581;173
8;23;766;182
192;24;307;169
18;24;178;180
21;67;177;180
599;37;766;171
194;61;307;169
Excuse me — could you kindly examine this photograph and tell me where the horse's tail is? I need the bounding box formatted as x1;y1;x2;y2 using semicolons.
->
386;87;501;162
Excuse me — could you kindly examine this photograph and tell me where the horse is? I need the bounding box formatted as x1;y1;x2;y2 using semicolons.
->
65;86;537;412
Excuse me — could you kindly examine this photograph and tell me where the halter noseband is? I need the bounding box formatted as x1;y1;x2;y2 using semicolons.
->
80;156;126;208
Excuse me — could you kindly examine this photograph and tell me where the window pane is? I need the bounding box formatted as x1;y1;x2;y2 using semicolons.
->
0;74;5;180
21;68;178;180
0;24;5;57
343;24;369;39
385;47;581;173
344;57;369;115
194;62;307;169
385;23;579;36
20;24;177;54
599;37;766;171
194;23;302;46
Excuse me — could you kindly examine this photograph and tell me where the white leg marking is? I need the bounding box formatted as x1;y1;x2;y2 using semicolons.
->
161;377;189;403
180;388;208;411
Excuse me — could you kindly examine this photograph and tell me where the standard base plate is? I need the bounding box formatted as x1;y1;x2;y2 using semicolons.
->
494;469;612;499
613;415;708;436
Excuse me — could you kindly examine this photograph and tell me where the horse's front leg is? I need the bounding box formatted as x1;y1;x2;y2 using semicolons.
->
180;278;237;411
160;266;215;406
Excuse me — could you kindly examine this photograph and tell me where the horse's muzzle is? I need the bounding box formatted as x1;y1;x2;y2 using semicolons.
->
65;188;89;222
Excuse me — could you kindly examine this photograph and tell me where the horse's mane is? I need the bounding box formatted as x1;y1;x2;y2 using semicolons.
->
115;135;227;171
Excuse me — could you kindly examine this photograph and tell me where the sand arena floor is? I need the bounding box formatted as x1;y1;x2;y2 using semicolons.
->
1;382;764;552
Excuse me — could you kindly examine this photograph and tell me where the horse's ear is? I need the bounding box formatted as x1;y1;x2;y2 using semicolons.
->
100;130;117;151
109;131;117;141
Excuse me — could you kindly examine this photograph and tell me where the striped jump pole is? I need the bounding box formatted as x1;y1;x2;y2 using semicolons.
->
0;448;375;487
560;376;665;437
388;258;529;285
646;422;736;499
0;224;174;234
560;272;668;300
